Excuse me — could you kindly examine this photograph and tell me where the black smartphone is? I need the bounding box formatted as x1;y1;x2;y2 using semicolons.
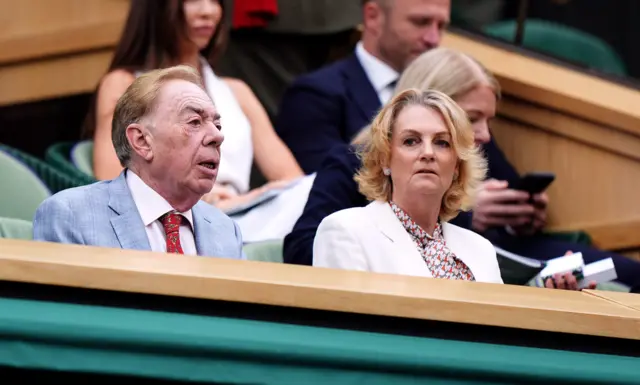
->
508;172;555;195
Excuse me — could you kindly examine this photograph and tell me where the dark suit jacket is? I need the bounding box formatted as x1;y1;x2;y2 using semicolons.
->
276;54;381;174
283;139;519;266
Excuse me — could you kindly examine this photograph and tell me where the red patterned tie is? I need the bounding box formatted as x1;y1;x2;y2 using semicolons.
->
160;212;184;254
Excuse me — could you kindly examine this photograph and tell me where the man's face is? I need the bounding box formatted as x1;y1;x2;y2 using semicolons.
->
145;79;224;201
377;0;450;71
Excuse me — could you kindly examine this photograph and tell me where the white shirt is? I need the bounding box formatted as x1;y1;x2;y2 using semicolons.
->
355;41;400;104
126;170;198;255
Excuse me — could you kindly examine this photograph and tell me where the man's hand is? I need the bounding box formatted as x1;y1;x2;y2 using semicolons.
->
201;185;237;205
204;180;292;212
543;251;597;291
544;273;597;290
511;192;548;235
472;179;536;233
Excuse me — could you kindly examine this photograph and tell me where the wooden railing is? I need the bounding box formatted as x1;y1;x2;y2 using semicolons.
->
0;0;128;105
0;238;638;340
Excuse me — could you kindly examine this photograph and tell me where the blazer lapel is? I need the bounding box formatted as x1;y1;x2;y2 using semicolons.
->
343;55;381;133
192;202;224;257
108;171;151;251
367;201;432;276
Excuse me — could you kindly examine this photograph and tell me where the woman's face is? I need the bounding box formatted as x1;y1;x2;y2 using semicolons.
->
455;85;496;146
182;0;222;50
388;105;458;202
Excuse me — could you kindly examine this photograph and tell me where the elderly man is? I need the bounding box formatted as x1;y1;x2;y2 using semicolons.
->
34;65;245;259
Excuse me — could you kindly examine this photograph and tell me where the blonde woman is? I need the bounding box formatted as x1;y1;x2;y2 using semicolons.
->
286;47;503;267
287;47;640;292
313;89;502;283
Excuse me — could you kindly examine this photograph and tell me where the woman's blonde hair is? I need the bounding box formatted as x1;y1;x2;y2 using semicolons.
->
352;47;500;146
354;88;487;221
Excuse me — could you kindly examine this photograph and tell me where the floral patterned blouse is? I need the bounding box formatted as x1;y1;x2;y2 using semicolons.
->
389;201;475;281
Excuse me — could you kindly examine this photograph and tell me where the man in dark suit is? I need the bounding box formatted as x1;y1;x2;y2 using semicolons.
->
275;0;452;174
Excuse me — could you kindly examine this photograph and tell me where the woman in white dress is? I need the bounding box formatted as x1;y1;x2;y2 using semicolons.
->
85;0;310;240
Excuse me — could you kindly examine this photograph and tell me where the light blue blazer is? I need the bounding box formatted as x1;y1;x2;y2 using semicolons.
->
33;171;245;260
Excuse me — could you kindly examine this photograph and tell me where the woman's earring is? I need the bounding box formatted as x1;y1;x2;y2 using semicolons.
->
383;168;391;176
453;171;459;180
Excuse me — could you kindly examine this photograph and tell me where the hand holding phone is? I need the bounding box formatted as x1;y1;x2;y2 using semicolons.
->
473;175;553;234
508;172;555;195
472;179;538;232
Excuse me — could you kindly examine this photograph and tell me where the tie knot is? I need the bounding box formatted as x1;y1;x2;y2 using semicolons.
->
160;212;182;234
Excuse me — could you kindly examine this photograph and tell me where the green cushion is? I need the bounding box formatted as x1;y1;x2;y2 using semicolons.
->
1;297;639;384
243;239;284;263
485;19;627;76
544;230;592;246
45;142;97;187
525;280;629;293
0;144;85;195
596;281;630;293
0;149;50;221
70;140;95;177
0;217;33;240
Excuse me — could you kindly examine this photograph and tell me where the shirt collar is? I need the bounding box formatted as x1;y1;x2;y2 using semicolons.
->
125;170;194;229
389;201;443;244
355;41;399;95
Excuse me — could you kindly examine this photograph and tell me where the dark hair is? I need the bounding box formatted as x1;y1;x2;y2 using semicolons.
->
81;0;227;138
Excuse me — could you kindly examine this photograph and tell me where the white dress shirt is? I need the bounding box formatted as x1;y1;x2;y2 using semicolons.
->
126;170;197;255
355;42;400;104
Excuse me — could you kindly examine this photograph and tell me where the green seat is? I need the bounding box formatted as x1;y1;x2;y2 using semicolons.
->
484;19;627;76
596;281;630;293
0;144;85;195
0;217;33;240
526;278;630;293
243;240;284;263
544;229;592;246
71;140;95;177
45;142;97;187
0;149;51;221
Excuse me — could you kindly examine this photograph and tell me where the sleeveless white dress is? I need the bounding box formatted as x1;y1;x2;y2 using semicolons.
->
137;60;314;242
200;60;315;242
201;60;253;194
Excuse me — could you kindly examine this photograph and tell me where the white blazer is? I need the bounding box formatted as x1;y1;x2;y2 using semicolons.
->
313;201;503;284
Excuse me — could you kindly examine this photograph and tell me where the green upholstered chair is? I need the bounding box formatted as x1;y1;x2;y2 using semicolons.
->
0;217;33;240
0;149;51;221
525;280;630;293
243;240;284;263
0;144;84;195
70;140;95;177
596;281;630;293
544;229;593;246
484;19;627;76
45;142;97;187
525;276;629;293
